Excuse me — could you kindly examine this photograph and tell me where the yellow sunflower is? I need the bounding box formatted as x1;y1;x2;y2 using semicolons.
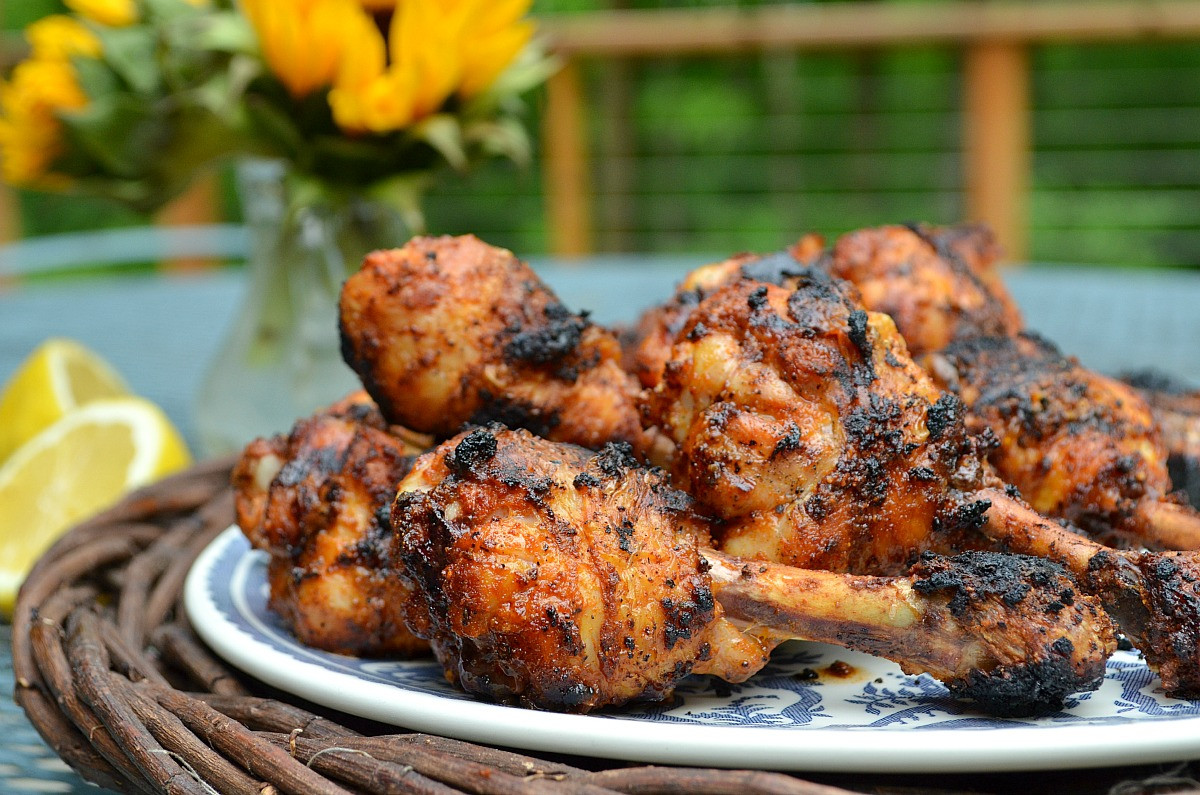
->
328;0;533;134
64;0;139;27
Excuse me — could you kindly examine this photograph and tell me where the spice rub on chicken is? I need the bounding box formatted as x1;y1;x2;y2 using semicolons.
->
643;270;989;573
393;427;1114;716
825;223;1022;357
931;333;1190;549
232;392;429;657
392;426;773;711
642;268;1200;698
339;235;647;453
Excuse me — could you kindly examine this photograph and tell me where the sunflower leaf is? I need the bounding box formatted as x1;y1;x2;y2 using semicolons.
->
410;114;467;171
91;25;160;94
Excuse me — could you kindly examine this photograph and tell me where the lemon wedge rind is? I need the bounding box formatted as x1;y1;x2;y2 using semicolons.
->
0;396;190;615
0;337;130;462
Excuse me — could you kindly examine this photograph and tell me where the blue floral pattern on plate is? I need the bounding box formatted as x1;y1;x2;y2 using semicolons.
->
185;527;1200;772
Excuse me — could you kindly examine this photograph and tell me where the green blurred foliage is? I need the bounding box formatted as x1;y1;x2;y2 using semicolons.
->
6;0;1200;267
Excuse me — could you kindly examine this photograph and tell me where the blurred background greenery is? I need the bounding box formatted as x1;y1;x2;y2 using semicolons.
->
4;0;1199;267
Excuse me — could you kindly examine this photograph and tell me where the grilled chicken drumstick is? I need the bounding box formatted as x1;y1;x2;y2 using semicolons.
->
393;426;1114;716
973;487;1200;697
643;272;1200;698
339;235;648;453
233;392;429;656
630;225;1200;551
823;223;1022;358
829;224;1200;551
1122;371;1200;509
931;333;1200;550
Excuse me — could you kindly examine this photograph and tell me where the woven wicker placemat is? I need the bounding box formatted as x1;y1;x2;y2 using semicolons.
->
10;458;1200;795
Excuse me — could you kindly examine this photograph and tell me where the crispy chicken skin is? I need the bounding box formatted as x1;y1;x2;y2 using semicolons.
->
815;225;1200;550
643;271;1200;697
232;392;428;657
1122;371;1200;507
932;333;1183;549
631;224;1200;551
392;427;774;711
339;235;646;452
395;427;1113;716
643;272;990;573
826;224;1022;357
625;235;825;389
623;224;1015;387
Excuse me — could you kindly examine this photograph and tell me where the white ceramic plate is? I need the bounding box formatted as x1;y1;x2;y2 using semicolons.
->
186;526;1200;773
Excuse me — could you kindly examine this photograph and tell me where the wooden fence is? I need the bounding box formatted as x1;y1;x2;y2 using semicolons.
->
538;0;1200;260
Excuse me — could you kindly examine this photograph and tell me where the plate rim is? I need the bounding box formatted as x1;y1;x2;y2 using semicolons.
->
185;526;1200;774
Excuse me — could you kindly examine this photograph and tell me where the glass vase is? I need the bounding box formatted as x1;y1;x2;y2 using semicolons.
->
194;159;421;455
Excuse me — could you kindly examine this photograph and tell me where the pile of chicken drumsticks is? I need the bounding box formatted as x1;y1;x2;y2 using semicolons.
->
233;224;1200;718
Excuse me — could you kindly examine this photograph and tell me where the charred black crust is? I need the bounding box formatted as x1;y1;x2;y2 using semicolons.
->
908;466;938;482
934;498;993;537
538;680;596;709
573;472;601;489
847;309;871;361
593;442;640;478
947;650;1095;717
661;585;716;649
739;251;810;285
911;551;1065;617
616;518;636;552
926;394;962;440
448;428;498;474
503;303;590;369
544;606;584;655
747;285;770;312
771;423;804;460
471;392;561;438
1130;551;1200;698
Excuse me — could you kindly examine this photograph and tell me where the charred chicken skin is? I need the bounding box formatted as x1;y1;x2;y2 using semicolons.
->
394;426;1114;715
232;392;429;657
1122;371;1200;509
625;235;826;390
824;223;1022;357
628;224;1200;551
643;271;1200;698
932;333;1200;551
642;271;989;572
625;223;1016;388
339;235;647;453
827;225;1200;551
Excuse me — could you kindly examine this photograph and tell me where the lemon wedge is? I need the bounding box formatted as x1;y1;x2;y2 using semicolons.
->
0;396;191;615
0;338;130;463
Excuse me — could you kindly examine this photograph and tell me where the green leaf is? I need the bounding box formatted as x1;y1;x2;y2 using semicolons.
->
463;117;531;167
140;0;207;22
367;172;431;235
409;114;467;171
481;44;559;102
59;94;167;181
71;55;119;100
168;11;258;55
243;96;306;162
92;25;161;94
